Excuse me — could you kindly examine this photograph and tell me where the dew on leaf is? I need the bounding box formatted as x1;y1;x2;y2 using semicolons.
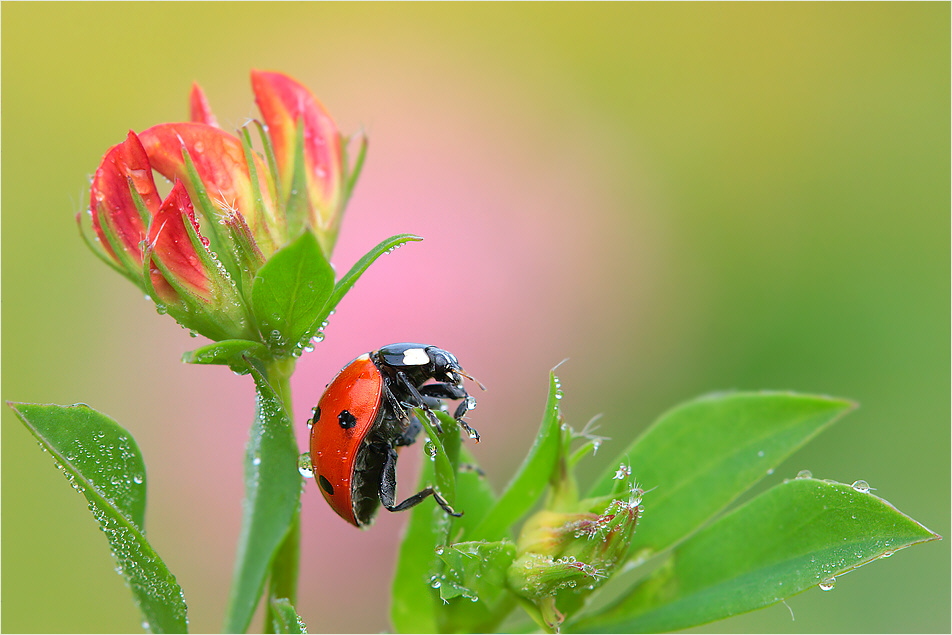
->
851;479;871;493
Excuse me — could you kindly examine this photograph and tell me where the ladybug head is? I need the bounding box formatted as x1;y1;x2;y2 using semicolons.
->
427;346;485;390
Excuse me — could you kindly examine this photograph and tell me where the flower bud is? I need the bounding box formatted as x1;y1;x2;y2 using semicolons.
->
507;487;642;631
80;71;362;345
86;131;254;341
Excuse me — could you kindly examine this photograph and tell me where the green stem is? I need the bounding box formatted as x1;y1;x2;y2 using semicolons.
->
261;358;299;632
265;511;301;633
223;356;301;633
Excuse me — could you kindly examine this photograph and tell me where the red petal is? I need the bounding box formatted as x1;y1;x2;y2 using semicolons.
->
148;180;211;302
139;122;278;250
251;70;342;224
90;131;161;264
190;82;219;128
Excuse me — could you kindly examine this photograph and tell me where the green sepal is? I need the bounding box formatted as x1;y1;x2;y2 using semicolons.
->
284;117;310;242
239;124;281;259
144;208;254;342
340;131;368;212
76;208;142;287
251;119;281;208
179;146;239;278
89;179;152;287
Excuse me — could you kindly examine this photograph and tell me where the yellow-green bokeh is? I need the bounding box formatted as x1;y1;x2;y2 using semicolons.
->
2;3;948;633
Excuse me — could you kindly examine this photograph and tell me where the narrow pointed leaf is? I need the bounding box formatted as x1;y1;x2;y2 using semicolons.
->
251;230;334;357
469;371;564;542
8;402;188;633
269;598;307;634
223;367;301;633
588;391;855;560
572;478;940;633
312;234;422;335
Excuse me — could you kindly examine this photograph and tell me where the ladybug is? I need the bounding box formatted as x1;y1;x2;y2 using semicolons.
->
308;343;483;527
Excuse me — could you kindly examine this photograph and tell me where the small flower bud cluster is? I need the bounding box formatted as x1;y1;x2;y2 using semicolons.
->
507;481;643;630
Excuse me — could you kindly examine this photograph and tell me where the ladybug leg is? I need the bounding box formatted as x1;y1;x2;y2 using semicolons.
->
394;371;444;434
393;415;422;447
378;446;462;517
418;383;467;400
418;383;480;442
382;382;411;425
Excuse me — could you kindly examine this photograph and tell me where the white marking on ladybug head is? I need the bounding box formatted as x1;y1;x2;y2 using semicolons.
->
356;353;371;361
402;348;430;366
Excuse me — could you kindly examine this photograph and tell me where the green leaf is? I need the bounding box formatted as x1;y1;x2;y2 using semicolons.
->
470;371;564;542
251;230;335;357
223;366;302;633
453;446;497;541
182;339;269;373
312;234;423;336
269;597;308;634
390;458;447;634
8;402;188;633
587;391;855;560
415;408;458;507
572;477;940;633
437;541;516;604
436;540;519;633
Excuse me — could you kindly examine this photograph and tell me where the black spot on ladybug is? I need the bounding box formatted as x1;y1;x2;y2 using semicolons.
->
338;409;357;429
319;475;334;496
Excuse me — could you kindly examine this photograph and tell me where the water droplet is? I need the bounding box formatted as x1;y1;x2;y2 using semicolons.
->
251;453;262;466
424;441;438;459
880;550;894;558
757;450;765;457
796;469;813;480
133;474;144;484
818;577;835;591
298;453;314;478
851;480;870;493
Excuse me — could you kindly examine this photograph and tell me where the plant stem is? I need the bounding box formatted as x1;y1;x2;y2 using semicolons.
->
264;511;301;633
261;357;300;632
223;356;301;633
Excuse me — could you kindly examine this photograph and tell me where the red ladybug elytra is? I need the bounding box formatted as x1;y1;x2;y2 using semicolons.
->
308;343;482;527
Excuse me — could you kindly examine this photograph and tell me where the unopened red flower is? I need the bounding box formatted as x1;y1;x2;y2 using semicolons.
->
80;70;364;342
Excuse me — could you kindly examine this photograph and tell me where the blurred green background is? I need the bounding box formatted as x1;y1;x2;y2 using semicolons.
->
2;3;948;633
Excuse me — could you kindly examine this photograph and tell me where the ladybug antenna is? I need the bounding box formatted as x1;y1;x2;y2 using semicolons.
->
457;368;486;391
